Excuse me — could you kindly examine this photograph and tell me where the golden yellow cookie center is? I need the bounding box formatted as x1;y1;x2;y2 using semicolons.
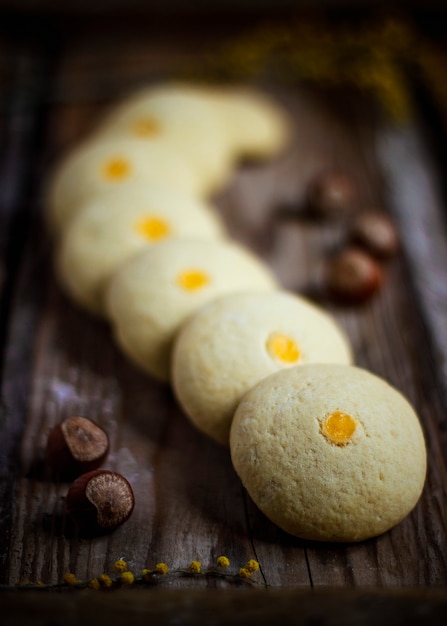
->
177;269;210;291
266;333;300;364
132;117;161;138
321;410;357;445
102;157;131;181
135;216;171;241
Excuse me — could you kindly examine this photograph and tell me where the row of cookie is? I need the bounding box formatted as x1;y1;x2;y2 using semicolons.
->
46;81;292;318
46;81;291;234
46;87;367;449
168;283;425;543
52;185;354;430
46;80;348;425
46;80;346;395
46;82;426;544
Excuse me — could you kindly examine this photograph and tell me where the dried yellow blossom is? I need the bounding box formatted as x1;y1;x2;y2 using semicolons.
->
245;559;260;573
98;574;113;588
114;559;128;573
12;554;265;590
120;571;135;585
88;578;101;590
63;573;79;586
189;17;421;122
189;561;201;574
141;568;152;582
216;556;230;568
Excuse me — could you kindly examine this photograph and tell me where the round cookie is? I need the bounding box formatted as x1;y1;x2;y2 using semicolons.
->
230;364;427;543
55;184;227;316
105;238;278;382
213;86;292;160
46;136;207;233
93;82;234;195
172;290;353;446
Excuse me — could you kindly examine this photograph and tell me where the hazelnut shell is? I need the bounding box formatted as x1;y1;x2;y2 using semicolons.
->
326;247;384;304
350;211;399;259
66;469;135;536
307;170;358;219
46;416;109;480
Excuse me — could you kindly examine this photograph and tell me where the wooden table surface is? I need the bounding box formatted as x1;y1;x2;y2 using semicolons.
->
1;8;447;623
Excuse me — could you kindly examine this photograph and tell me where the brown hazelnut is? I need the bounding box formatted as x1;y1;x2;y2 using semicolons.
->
66;470;135;536
307;170;357;218
350;211;399;259
326;247;384;303
46;416;109;479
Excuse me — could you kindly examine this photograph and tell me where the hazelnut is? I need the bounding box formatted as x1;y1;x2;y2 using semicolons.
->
46;416;109;479
326;247;384;303
350;211;399;259
307;170;357;218
66;470;135;536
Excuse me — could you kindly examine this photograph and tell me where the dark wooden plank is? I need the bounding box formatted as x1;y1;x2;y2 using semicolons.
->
1;17;447;598
377;124;447;401
0;44;58;582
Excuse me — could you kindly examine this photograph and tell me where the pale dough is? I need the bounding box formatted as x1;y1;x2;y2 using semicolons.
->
46;137;208;233
92;82;235;195
213;86;292;160
172;290;353;445
230;363;427;542
46;83;292;234
55;184;227;316
105;238;279;382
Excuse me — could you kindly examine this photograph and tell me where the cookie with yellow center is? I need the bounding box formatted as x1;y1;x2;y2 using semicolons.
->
104;239;278;382
230;363;427;542
211;86;292;161
92;82;235;195
172;290;353;446
55;184;227;316
46;137;208;234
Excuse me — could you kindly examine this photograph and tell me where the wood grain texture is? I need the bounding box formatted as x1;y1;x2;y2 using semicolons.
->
1;14;447;608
